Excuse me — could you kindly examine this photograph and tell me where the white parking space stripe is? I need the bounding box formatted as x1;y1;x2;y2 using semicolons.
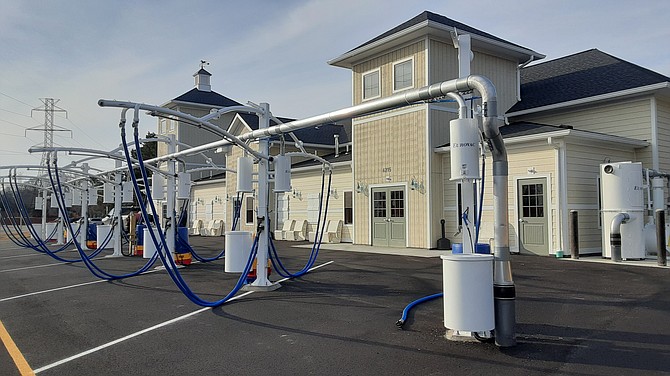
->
32;260;334;374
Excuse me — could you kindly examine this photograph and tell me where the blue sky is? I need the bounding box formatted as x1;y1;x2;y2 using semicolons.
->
1;0;669;169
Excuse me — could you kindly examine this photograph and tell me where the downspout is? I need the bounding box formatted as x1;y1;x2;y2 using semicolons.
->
610;212;630;262
517;56;534;102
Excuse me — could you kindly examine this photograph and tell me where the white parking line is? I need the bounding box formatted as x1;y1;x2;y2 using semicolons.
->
32;260;335;374
0;263;66;273
0;254;43;260
0;280;107;302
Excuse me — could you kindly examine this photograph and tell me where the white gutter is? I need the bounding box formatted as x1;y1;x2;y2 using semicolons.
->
291;160;351;173
434;128;648;153
507;82;670;118
328;20;544;68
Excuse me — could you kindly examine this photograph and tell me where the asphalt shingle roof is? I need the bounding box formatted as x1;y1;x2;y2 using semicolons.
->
290;150;353;169
237;113;351;146
508;49;670;113
172;88;242;108
349;11;534;54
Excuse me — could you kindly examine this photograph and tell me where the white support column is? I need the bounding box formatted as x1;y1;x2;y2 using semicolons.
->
56;199;64;245
80;164;90;249
248;103;280;291
41;189;48;240
110;160;123;257
462;180;476;253
457;33;476;253
166;134;176;264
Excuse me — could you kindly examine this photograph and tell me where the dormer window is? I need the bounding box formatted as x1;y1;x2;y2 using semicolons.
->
393;58;413;92
362;69;380;100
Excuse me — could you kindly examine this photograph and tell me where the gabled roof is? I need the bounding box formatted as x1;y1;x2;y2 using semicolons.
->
193;68;212;77
236;113;351;146
508;49;670;113
171;88;242;108
351;11;530;54
330;11;543;68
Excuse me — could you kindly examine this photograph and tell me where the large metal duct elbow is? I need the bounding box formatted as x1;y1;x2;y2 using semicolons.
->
610;213;630;262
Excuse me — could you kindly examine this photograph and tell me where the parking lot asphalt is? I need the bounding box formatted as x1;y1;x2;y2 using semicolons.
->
0;236;668;375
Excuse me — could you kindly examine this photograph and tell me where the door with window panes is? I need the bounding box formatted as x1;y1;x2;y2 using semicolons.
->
371;187;406;247
517;178;549;255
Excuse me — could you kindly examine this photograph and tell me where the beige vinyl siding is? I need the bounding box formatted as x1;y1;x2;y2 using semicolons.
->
354;110;427;247
428;39;519;113
656;98;670;174
352;40;426;105
191;181;227;225
518;98;653;166
156;104;234;181
429;39;457;83
565;142;636;252
442;142;556;252
470;51;518;113
507;144;556;252
284;165;353;241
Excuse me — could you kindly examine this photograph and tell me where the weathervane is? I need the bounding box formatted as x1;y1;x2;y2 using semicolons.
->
200;60;209;69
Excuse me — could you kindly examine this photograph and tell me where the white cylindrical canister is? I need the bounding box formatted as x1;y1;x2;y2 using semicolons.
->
50;194;59;209
151;174;165;200
273;155;291;193
177;172;191;200
122;182;134;203
103;182;115;204
600;162;645;259
72;189;82;206
88;188;97;205
237;157;254;193
224;231;253;272
450;118;481;180
441;253;494;332
96;225;114;249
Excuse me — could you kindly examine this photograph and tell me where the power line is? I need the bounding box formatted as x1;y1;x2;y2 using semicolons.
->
0;118;29;129
0;91;34;108
54;113;106;149
0;107;35;118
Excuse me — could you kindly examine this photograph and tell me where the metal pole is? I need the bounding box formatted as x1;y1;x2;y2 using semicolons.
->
656;209;667;266
166;134;176;265
80;164;90;249
569;210;579;259
41;188;48;240
248;103;279;291
111;160;123;257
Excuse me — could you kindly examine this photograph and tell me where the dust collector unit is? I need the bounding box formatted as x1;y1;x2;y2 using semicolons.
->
600;162;645;259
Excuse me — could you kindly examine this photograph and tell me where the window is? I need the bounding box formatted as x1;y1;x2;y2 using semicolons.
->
390;190;404;218
521;183;544;218
168;120;176;133
344;191;353;225
159;119;166;134
362;69;380;100
393;58;413;91
245;196;255;225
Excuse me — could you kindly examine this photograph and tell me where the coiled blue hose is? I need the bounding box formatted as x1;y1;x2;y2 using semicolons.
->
122;113;256;306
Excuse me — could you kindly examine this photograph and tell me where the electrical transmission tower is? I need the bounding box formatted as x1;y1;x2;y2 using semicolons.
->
26;98;71;166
